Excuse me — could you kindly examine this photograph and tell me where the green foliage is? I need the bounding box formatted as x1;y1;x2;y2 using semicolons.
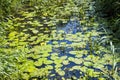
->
94;0;120;39
0;47;27;79
0;0;25;19
0;0;120;80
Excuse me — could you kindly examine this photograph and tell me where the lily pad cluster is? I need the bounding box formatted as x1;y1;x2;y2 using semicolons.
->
0;5;58;79
0;0;120;80
46;24;118;79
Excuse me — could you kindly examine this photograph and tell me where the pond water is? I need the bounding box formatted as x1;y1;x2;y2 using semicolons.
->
3;10;116;80
37;18;114;80
1;1;120;80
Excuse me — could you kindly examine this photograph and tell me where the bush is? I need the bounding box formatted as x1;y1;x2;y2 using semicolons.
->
94;0;120;39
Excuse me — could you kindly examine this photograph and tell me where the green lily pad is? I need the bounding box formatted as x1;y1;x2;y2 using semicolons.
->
54;59;63;64
52;41;59;45
34;60;43;66
28;54;41;59
98;78;106;80
44;30;50;33
58;37;64;40
78;50;88;55
53;45;60;48
34;39;41;44
70;42;86;49
44;60;53;65
9;42;17;47
60;42;66;45
48;22;55;26
38;33;44;36
70;43;81;48
32;29;39;34
51;52;58;55
50;74;55;77
73;58;83;64
55;63;63;68
71;76;77;80
46;65;53;70
21;73;30;80
75;54;83;58
87;69;95;77
79;66;88;72
26;65;37;73
38;58;47;62
68;57;74;62
94;63;104;69
83;27;88;31
22;12;35;18
51;27;56;29
28;36;37;41
72;66;81;70
8;31;18;38
58;70;65;76
19;32;25;37
32;20;40;26
40;27;44;30
58;30;65;33
72;38;82;42
84;55;95;61
76;32;82;36
60;56;67;60
63;60;69;65
51;56;59;60
84;62;93;66
21;25;25;28
69;51;77;55
42;53;50;57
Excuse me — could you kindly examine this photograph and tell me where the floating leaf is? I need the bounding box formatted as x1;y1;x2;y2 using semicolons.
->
68;57;74;62
52;41;59;45
75;54;83;58
54;59;62;64
46;65;53;70
28;36;37;41
63;60;69;65
73;58;83;64
80;66;88;72
32;29;39;34
26;65;37;72
8;31;18;38
98;78;106;80
55;63;63;68
60;42;66;45
69;51;77;55
27;54;40;59
44;60;53;65
84;62;93;66
50;74;55;77
72;66;81;70
58;70;65;76
42;53;50;57
23;29;28;32
40;27;44;30
21;25;25;28
34;60;43;66
60;56;67;60
21;73;30;80
48;22;55;26
51;56;59;60
71;76;77;80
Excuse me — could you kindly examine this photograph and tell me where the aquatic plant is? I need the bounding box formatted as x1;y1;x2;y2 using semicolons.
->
63;60;69;65
0;0;120;80
58;70;65;76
